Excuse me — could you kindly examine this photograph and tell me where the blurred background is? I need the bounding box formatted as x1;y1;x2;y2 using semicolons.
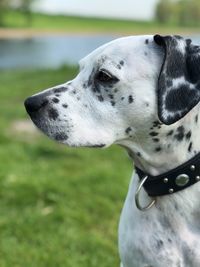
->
0;0;199;266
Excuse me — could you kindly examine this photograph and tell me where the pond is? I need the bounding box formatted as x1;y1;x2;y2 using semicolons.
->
0;34;200;69
0;35;116;69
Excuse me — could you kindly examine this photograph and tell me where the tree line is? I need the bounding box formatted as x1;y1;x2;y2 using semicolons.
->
0;0;35;26
156;0;200;26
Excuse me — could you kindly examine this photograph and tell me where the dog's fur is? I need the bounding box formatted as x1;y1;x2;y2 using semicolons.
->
25;35;200;267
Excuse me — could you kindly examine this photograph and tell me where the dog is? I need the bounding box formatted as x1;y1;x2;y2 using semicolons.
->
24;34;200;267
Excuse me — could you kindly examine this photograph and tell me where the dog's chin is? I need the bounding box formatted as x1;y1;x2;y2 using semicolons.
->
32;122;108;149
51;137;107;149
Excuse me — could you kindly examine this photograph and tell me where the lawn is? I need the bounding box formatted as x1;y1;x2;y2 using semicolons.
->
2;10;200;35
0;66;132;267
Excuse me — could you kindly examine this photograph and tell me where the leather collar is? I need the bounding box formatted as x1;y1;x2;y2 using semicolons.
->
136;152;200;197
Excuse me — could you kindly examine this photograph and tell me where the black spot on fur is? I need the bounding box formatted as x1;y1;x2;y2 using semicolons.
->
48;108;58;120
114;88;118;93
149;131;159;136
145;39;149;44
108;94;114;99
174;126;185;141
167;130;174;136
88;68;95;87
185;131;191;140
121;97;125;101
186;38;192;45
54;87;68;93
52;98;59;103
83;83;87;89
174;203;179;211
136;152;141;157
153;138;159;142
62;104;68;108
125;127;132;134
97;95;104;102
117;64;121;69
153;121;161;127
156;240;164;249
55;132;68;141
55;94;60;97
195;114;198;123
128;95;134;103
88;68;102;94
155;146;162;152
72;90;76;94
111;101;115;106
188;142;193;152
119;60;124;66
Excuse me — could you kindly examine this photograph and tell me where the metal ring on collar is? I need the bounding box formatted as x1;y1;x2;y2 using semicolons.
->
135;175;156;211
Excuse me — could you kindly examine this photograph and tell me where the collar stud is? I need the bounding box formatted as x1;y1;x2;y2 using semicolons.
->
163;178;168;183
196;175;200;181
190;165;196;171
175;174;189;186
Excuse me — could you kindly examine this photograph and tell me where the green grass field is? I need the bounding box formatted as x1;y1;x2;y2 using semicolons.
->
0;66;132;267
2;10;200;35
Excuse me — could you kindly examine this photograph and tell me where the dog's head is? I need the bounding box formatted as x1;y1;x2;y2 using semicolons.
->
24;35;200;148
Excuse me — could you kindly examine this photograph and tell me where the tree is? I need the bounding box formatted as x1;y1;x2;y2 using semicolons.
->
155;0;173;24
0;0;10;26
19;0;35;26
9;0;37;26
155;0;200;26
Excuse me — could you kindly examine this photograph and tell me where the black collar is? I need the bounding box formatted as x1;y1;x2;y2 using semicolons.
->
136;152;200;197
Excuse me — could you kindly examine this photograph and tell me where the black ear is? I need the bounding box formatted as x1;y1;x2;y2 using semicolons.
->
154;34;200;125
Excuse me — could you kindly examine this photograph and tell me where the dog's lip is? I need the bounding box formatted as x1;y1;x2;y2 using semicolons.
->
86;144;106;148
65;143;106;148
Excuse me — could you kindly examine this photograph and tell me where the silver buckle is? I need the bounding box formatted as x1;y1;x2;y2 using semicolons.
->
135;175;156;211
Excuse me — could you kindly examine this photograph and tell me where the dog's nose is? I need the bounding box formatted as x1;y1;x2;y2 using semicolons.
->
24;95;48;114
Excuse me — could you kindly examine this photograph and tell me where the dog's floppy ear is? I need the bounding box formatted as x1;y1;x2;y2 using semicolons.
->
154;34;200;125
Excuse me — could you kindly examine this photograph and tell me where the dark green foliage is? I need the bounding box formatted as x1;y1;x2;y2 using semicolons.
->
155;0;200;26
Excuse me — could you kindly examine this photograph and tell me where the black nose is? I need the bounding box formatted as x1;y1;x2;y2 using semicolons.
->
24;95;49;114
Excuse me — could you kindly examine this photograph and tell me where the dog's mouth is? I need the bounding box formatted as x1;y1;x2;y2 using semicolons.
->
24;93;111;149
85;144;106;148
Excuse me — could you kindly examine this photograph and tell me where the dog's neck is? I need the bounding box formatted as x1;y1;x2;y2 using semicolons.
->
120;105;200;176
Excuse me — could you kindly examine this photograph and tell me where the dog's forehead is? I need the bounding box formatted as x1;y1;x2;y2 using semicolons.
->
79;35;154;68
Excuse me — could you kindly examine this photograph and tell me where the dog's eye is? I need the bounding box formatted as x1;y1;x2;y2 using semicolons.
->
95;70;114;83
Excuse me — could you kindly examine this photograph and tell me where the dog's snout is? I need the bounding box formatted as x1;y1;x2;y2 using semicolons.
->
24;95;48;114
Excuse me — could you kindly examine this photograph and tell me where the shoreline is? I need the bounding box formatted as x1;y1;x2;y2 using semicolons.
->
0;28;200;39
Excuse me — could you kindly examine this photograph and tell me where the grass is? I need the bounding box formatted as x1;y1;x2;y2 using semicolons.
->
2;9;200;35
0;66;132;267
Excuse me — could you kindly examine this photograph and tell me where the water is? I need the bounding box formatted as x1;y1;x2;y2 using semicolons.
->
0;35;116;69
0;34;200;69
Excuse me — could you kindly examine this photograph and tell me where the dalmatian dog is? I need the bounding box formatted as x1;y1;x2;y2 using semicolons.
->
25;34;200;267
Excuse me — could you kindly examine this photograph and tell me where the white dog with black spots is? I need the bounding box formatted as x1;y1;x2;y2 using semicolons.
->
25;34;200;267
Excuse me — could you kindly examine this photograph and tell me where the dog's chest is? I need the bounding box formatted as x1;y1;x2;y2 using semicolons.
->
118;174;200;267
